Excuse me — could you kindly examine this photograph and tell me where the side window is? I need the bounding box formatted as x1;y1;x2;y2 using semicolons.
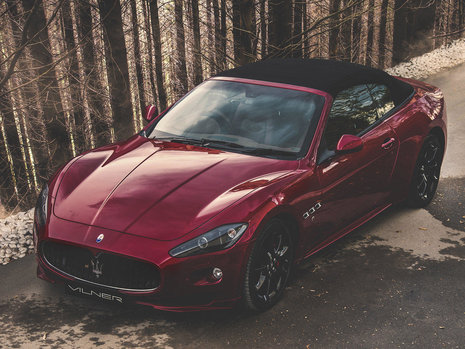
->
366;83;395;118
323;84;379;151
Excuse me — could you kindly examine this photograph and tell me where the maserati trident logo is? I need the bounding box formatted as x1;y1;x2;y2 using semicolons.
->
90;257;104;278
96;233;104;243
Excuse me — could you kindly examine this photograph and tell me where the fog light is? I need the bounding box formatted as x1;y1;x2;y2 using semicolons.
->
212;267;223;280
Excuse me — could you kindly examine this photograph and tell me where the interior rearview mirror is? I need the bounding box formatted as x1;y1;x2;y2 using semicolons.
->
143;104;158;122
336;134;363;153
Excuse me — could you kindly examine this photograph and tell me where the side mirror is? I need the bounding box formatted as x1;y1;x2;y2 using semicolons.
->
143;104;158;122
336;134;363;153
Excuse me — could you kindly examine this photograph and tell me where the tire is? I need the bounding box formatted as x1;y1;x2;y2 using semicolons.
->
408;134;443;208
242;219;294;312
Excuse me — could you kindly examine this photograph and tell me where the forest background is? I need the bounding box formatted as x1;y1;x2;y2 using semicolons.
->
0;0;463;211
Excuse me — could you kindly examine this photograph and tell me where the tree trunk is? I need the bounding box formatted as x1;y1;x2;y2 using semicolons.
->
260;0;267;57
365;0;375;66
70;0;95;149
328;0;341;58
134;0;155;109
0;29;34;191
359;0;370;64
371;0;382;67
90;0;116;142
302;0;308;57
292;0;304;58
149;0;167;110
232;0;256;65
43;0;78;156
212;0;223;71
206;0;216;75
12;0;51;177
191;0;203;85
220;0;227;68
268;0;292;56
339;0;352;61
120;0;143;131
0;111;19;200
174;0;188;97
384;0;394;67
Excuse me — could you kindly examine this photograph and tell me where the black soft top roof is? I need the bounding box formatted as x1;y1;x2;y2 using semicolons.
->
216;58;413;105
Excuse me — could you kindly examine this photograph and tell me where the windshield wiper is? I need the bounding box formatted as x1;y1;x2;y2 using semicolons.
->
156;137;245;149
155;137;294;157
204;140;295;157
199;139;245;149
240;148;295;157
155;136;203;145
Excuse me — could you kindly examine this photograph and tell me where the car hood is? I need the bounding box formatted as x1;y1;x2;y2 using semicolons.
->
53;136;297;241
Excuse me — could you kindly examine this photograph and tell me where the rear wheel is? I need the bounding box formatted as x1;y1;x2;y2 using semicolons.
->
242;219;294;312
408;134;443;208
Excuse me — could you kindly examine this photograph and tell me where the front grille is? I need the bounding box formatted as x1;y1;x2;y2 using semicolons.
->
41;241;160;291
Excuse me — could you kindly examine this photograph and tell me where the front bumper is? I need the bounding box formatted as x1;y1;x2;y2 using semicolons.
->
36;216;253;311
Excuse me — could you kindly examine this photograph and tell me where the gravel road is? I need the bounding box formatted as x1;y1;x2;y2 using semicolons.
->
0;62;464;348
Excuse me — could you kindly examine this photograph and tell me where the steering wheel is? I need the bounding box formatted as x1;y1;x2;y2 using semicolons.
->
200;110;232;133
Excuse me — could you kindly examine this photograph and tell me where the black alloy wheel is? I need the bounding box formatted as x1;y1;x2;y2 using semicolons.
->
243;219;294;311
408;134;443;208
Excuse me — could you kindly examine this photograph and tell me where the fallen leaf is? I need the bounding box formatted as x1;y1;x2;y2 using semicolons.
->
419;227;428;231
439;326;445;329
42;333;47;340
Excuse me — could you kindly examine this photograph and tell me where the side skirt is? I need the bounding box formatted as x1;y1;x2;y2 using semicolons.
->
299;203;392;262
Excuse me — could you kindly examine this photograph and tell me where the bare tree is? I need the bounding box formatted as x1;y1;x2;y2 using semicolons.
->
292;0;304;58
149;0;167;110
268;0;292;56
90;0;116;142
191;0;203;85
371;0;381;67
43;0;78;156
120;0;143;131
135;0;155;108
220;0;227;68
206;0;216;74
174;0;188;97
0;111;19;200
70;0;95;149
232;0;255;65
259;0;268;57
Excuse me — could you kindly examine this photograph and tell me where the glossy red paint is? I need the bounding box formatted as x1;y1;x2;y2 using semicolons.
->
36;75;447;311
143;104;158;122
336;134;363;152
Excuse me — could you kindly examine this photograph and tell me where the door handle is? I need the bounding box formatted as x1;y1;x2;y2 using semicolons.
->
382;138;395;149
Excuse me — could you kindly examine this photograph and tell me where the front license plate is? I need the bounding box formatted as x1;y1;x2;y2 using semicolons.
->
65;283;124;304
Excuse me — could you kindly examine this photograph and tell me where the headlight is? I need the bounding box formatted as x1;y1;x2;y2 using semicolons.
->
169;223;248;258
34;184;49;228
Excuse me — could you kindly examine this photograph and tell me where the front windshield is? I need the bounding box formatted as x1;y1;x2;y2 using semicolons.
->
148;80;325;158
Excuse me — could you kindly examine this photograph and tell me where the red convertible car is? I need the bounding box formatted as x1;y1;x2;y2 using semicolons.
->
34;59;446;312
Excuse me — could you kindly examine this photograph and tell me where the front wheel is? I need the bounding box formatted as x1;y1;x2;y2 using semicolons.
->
408;134;443;208
242;219;294;312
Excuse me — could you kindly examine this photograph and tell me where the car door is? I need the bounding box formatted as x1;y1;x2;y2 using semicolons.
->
311;84;399;243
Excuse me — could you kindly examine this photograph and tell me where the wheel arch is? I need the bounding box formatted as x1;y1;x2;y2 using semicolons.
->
429;126;446;156
271;212;301;248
